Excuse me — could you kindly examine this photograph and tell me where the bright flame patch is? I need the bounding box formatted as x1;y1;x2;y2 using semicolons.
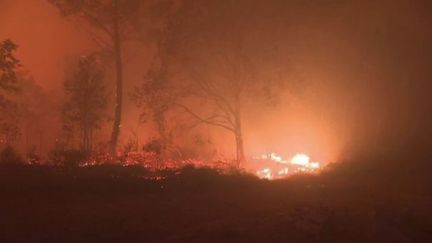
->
291;153;310;166
253;152;321;180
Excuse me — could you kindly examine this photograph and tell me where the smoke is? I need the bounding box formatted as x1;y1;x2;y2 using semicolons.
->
2;0;432;162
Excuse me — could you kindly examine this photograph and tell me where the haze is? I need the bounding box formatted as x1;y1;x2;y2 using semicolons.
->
1;0;432;164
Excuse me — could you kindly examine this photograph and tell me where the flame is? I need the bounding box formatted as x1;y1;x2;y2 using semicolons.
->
270;153;284;163
56;149;321;181
257;168;272;180
290;153;310;165
277;167;289;176
253;152;321;180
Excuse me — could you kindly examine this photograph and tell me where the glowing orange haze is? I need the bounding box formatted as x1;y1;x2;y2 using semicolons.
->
0;0;350;163
0;0;93;91
0;0;155;154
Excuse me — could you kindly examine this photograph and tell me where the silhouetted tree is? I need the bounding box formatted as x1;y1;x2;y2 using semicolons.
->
49;0;174;155
131;57;177;158
0;144;23;164
0;39;19;94
162;1;287;167
0;39;21;144
0;102;20;145
15;74;59;155
62;55;108;152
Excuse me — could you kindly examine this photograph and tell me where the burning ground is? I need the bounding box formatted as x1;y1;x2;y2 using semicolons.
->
0;159;431;242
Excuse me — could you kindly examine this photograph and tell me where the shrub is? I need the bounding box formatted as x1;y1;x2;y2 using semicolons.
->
142;139;162;156
0;145;23;165
49;148;89;167
26;146;40;165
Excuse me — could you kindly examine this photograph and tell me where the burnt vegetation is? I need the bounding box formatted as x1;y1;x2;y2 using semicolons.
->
0;160;431;242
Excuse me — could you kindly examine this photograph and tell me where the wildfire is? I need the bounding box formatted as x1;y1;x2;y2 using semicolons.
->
254;153;321;180
291;153;310;165
75;150;319;181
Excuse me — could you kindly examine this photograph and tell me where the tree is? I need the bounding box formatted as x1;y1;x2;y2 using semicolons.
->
0;102;20;145
131;53;177;158
0;39;21;144
62;55;108;152
162;1;288;167
0;39;20;103
49;0;174;155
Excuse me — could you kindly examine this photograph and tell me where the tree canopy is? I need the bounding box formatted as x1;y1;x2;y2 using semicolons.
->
62;55;108;152
155;0;290;165
0;39;20;95
49;0;175;155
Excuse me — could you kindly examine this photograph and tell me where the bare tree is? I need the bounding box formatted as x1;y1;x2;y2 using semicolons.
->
172;49;250;167
62;55;108;152
162;1;286;167
49;0;174;154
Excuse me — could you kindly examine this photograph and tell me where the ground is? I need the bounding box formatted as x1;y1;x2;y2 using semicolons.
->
0;164;431;242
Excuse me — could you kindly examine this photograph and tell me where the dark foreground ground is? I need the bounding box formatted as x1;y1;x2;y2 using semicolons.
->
0;163;431;243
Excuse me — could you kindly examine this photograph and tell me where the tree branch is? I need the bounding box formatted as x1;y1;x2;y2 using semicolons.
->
175;103;235;132
80;9;114;39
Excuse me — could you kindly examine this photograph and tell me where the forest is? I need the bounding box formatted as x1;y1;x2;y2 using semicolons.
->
1;0;432;242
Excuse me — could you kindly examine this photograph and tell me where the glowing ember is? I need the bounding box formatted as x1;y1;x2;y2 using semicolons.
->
270;153;284;163
308;162;320;169
277;167;289;176
257;168;272;180
77;149;319;181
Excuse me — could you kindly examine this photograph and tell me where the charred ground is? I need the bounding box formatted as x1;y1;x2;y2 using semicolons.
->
1;158;431;243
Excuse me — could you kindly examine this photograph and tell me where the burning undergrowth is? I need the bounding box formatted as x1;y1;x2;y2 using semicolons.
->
2;147;324;182
79;151;323;180
10;145;324;181
250;153;321;180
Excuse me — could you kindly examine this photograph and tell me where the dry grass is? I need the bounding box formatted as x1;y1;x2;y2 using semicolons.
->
0;162;431;242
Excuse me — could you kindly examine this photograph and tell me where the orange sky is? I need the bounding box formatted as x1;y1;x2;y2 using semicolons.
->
2;0;431;163
0;0;360;161
0;0;93;90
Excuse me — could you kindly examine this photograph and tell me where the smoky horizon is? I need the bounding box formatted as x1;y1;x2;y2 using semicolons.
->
1;0;432;167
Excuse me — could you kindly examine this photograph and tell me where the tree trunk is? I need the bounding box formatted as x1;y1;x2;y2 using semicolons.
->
109;0;123;156
155;111;169;159
235;130;246;168
82;126;91;153
233;103;245;168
